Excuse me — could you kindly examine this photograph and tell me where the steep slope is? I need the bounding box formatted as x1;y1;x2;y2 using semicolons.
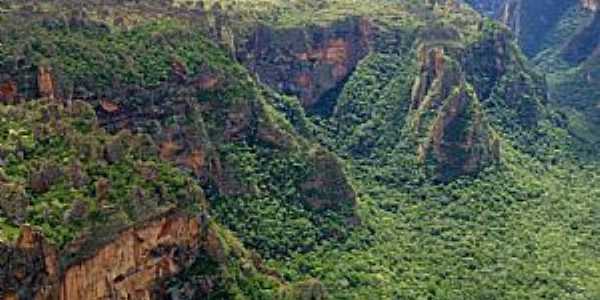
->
0;101;324;299
1;0;600;299
0;2;355;299
465;0;600;144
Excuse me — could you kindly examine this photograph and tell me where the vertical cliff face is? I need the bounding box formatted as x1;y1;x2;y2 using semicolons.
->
408;46;499;181
37;66;56;100
1;212;202;300
2;210;304;300
238;16;371;113
467;0;598;58
58;212;200;300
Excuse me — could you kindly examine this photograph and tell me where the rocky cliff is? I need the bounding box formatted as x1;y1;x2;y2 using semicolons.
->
0;3;360;297
408;46;499;181
237;16;371;114
1;210;320;300
2;211;201;300
1;0;596;299
466;0;600;129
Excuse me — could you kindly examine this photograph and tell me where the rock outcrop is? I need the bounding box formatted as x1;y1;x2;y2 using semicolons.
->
0;80;18;103
0;226;59;300
408;46;499;181
58;212;200;300
1;211;232;300
300;148;357;212
37;66;56;100
238;16;371;112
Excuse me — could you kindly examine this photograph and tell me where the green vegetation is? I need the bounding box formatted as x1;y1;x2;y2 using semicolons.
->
1;0;600;299
0;100;201;246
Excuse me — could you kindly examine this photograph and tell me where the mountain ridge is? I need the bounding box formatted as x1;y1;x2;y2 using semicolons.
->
1;0;600;299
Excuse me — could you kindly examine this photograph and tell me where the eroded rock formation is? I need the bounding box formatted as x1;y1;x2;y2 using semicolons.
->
239;16;371;111
1;211;231;300
409;46;499;181
1;226;59;300
58;212;200;300
37;66;55;100
0;80;18;103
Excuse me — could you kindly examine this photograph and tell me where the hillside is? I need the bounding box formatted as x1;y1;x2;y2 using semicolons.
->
465;0;600;145
1;0;600;299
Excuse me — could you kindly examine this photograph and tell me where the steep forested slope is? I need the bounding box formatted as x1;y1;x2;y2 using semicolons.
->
1;0;600;299
465;0;600;145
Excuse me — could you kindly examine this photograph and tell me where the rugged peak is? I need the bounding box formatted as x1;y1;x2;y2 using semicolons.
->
238;16;371;113
58;212;201;300
409;45;499;181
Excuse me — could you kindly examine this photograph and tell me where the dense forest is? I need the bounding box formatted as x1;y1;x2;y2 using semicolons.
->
1;0;599;299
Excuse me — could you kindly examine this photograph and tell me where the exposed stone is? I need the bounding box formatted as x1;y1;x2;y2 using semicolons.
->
0;80;18;103
99;99;120;113
192;74;219;90
159;140;182;161
0;226;59;300
239;16;371;109
37;66;56;100
95;177;111;204
180;148;206;175
582;0;599;11
57;213;200;300
409;46;497;181
170;59;188;82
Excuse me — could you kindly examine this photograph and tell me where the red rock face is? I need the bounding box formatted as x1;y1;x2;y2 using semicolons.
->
57;213;200;300
409;46;498;181
37;66;55;100
0;80;18;103
100;99;120;113
1;212;204;300
193;74;220;90
240;16;371;110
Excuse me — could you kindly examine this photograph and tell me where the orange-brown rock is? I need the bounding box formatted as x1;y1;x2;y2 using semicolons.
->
295;73;313;89
297;38;350;65
300;148;357;212
56;213;200;300
99;100;120;113
409;46;498;181
37;66;56;100
240;16;371;110
16;225;59;278
170;59;188;82
0;80;18;103
1;226;60;300
159;140;182;161
181;148;206;175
